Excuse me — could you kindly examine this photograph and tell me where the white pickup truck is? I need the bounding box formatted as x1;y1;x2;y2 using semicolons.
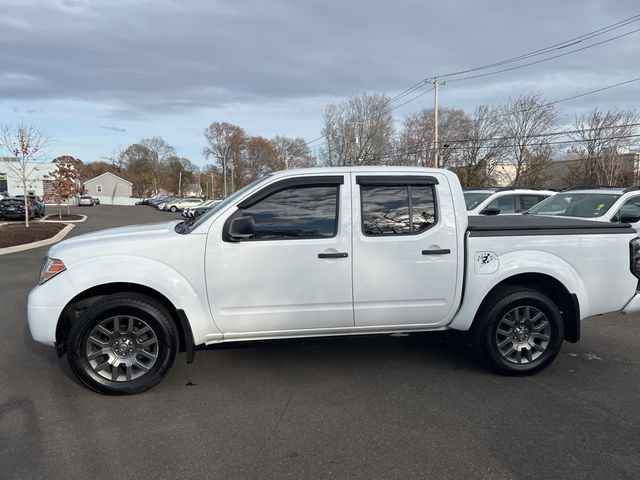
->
28;167;640;394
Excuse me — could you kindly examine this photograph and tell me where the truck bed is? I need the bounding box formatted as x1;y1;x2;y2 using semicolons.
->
467;214;635;237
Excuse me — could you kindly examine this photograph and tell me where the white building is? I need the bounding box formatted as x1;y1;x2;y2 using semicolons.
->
0;158;57;197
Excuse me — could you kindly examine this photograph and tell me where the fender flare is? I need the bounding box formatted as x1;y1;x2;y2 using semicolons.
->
449;249;588;332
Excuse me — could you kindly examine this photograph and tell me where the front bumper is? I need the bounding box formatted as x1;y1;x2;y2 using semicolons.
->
27;304;63;346
621;292;640;315
27;274;77;347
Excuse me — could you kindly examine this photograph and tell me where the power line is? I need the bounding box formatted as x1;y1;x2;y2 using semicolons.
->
367;124;640;161
434;14;640;79
304;15;640;148
442;75;640;127
368;133;640;164
446;26;640;83
390;87;435;111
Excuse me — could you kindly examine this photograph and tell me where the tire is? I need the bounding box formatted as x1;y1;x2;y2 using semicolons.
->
170;206;178;212
472;287;564;375
66;293;178;395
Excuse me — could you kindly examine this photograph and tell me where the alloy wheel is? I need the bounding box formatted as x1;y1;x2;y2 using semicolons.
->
85;315;159;382
495;306;551;364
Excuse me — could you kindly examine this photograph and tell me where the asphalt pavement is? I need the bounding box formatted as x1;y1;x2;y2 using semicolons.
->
1;205;639;479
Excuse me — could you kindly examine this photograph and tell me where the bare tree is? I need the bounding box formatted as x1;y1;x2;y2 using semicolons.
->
499;93;559;187
140;137;176;193
242;136;278;183
0;122;51;226
321;93;394;166
203;122;246;196
565;107;640;187
449;106;506;187
395;108;468;167
271;135;316;170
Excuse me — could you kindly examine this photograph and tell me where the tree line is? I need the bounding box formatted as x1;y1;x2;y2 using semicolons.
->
320;92;640;188
3;90;639;208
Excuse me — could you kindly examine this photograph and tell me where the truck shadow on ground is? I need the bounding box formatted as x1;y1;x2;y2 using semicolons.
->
192;330;485;377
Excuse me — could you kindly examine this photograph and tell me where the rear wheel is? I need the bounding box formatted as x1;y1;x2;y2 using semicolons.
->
472;287;564;375
67;294;177;395
170;206;178;212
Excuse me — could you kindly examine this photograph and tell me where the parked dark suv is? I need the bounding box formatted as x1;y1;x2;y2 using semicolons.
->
0;198;35;220
14;195;45;218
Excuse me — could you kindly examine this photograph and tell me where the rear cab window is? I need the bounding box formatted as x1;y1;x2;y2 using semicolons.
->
357;176;438;236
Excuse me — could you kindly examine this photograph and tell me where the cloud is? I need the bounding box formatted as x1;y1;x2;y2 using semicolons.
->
100;125;126;132
0;0;638;120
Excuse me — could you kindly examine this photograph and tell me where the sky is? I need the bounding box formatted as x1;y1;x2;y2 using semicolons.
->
1;0;639;166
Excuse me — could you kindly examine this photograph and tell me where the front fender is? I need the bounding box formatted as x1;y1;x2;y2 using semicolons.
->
448;250;588;331
64;255;221;344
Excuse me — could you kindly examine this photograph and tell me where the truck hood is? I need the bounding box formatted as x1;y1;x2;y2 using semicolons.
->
48;221;181;259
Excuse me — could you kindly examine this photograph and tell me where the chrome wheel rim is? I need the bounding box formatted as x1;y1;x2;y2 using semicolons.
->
495;306;551;365
85;316;159;382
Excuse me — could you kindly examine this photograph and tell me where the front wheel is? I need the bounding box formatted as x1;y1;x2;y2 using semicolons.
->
472;287;564;375
66;294;178;394
170;206;178;212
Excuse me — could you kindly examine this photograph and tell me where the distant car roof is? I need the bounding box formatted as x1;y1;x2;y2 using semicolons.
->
464;188;555;194
555;189;624;195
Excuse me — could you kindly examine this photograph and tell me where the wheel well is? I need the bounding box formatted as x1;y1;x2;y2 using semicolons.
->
476;273;580;343
55;282;189;355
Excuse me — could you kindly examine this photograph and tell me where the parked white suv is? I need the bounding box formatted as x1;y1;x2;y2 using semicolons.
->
525;187;640;230
27;167;640;394
465;188;555;215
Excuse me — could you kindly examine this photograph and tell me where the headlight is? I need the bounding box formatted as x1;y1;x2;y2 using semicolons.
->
39;257;66;285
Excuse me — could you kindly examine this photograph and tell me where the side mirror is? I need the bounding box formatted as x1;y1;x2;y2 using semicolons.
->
620;214;640;224
228;215;255;241
480;207;501;216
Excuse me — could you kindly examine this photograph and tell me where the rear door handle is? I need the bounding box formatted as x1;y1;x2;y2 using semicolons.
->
422;249;451;255
318;252;348;259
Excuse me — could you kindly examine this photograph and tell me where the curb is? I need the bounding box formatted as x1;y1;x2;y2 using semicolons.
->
0;223;75;256
41;214;87;223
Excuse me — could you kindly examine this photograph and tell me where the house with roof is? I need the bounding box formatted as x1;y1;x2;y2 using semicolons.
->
84;172;134;204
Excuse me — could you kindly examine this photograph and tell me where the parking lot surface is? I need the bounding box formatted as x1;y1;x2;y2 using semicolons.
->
1;205;640;479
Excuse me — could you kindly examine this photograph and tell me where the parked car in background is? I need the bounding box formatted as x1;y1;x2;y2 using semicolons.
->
163;198;203;212
156;196;181;210
27;167;640;394
464;188;555;215
14;194;45;218
78;195;96;206
525;186;640;231
0;198;35;220
182;199;221;218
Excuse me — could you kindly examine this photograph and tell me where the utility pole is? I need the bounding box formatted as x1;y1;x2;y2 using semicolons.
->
433;77;440;168
222;158;227;198
211;172;215;199
178;169;182;196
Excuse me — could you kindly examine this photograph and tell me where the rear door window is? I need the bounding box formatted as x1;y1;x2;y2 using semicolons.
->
518;194;549;212
484;195;516;214
361;185;436;235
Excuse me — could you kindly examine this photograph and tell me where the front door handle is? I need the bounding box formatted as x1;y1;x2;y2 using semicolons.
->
318;252;348;259
422;249;451;255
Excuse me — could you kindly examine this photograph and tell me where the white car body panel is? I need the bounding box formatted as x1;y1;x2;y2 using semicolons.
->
351;171;462;327
530;189;640;231
28;222;222;346
466;189;556;216
26;166;640;351
205;173;354;334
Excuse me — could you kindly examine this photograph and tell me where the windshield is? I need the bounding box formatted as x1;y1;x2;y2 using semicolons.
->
464;192;492;210
526;193;621;218
178;176;271;233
